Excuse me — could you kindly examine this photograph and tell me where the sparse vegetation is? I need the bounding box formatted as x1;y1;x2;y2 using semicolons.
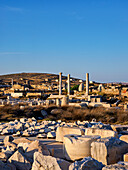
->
71;85;79;91
0;105;128;124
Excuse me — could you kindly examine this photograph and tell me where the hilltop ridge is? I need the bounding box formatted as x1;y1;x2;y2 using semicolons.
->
0;72;81;82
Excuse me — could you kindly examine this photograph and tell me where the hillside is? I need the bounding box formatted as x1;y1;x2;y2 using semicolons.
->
0;72;81;85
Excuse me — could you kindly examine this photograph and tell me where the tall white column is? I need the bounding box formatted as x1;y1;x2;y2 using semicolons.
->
86;73;89;96
59;72;62;95
67;74;70;95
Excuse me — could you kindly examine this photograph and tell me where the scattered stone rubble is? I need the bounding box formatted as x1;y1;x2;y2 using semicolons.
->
0;117;127;169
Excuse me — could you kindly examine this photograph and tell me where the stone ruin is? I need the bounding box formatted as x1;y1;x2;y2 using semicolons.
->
0;117;127;169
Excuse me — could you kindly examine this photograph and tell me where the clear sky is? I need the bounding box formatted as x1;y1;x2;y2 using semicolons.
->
0;0;128;82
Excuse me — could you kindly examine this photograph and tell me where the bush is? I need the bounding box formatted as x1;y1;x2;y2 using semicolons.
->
71;85;79;91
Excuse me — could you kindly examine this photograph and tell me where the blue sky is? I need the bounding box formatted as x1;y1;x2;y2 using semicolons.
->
0;0;128;82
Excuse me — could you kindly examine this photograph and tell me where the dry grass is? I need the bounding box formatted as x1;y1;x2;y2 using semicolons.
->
0;104;45;121
48;106;128;124
0;105;128;124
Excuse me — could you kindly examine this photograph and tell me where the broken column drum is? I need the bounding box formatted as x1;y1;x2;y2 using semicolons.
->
63;134;100;161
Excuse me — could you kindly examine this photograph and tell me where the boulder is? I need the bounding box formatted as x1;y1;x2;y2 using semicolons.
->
20;118;27;123
124;153;128;162
13;131;21;137
25;140;50;160
24;123;30;128
12;138;32;145
6;143;17;152
32;117;37;121
0;146;6;152
32;151;69;170
44;128;51;133
64;134;100;161
47;131;56;138
22;131;31;137
37;134;47;138
3;163;16;170
14;123;24;131
0;159;16;170
69;157;104;170
120;135;128;143
49;126;56;131
2;128;14;135
39;129;45;133
0;159;5;167
111;125;128;134
119;162;128;165
0;151;12;161
111;125;122;132
18;143;30;152
8;150;31;170
57;158;71;170
85;128;118;138
0;141;3;146
4;136;14;147
102;163;128;170
91;137;128;165
56;126;84;142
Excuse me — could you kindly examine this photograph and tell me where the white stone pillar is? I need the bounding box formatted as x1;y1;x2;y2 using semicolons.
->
67;74;70;95
59;72;62;95
86;73;89;96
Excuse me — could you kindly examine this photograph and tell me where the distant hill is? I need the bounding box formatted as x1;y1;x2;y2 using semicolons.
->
0;72;81;85
0;73;58;80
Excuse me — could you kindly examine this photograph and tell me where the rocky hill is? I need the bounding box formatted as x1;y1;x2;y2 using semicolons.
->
0;73;81;85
